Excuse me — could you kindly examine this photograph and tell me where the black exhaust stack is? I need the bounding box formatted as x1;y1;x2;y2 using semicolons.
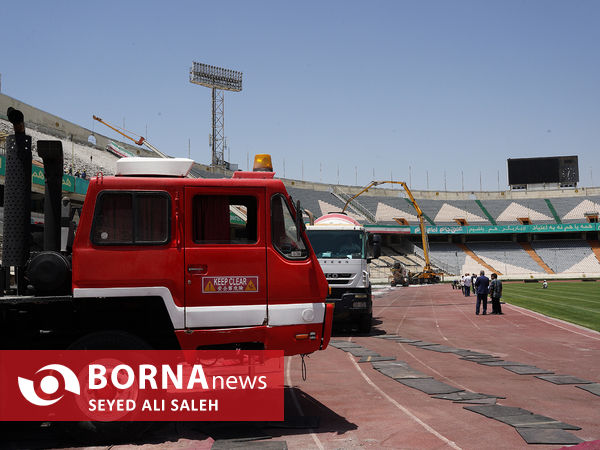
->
25;139;72;295
2;108;32;295
37;141;63;251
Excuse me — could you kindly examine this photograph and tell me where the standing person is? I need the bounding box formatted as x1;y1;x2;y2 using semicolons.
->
471;273;477;294
489;273;503;315
474;270;490;315
462;273;471;297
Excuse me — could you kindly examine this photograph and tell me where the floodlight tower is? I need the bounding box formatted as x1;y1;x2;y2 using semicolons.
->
189;62;243;168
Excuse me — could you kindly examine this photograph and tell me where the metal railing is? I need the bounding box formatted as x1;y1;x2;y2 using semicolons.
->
412;245;459;275
330;186;377;223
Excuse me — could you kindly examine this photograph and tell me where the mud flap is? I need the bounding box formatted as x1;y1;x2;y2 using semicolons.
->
320;303;334;350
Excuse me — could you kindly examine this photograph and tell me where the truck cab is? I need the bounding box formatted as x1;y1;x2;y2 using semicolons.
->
305;213;380;333
1;152;333;357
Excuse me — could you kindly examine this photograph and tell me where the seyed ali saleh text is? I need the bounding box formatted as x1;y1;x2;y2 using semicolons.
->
89;398;219;412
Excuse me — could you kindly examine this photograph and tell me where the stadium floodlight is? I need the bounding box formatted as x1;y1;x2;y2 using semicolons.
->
190;62;242;92
190;62;243;167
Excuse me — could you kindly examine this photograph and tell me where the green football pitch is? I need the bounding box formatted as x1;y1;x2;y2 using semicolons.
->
502;281;600;332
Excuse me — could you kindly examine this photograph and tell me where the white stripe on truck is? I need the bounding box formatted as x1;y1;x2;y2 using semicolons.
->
73;287;325;329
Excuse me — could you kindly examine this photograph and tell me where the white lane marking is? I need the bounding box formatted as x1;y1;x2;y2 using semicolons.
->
430;296;449;342
452;302;481;330
285;356;324;450
348;354;462;450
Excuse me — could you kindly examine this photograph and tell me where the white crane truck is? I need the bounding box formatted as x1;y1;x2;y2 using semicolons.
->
306;213;380;333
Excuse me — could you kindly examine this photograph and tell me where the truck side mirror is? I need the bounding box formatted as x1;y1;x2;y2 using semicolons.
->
295;200;304;241
372;234;382;259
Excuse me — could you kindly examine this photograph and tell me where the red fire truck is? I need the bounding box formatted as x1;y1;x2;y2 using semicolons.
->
0;109;333;441
1;143;332;356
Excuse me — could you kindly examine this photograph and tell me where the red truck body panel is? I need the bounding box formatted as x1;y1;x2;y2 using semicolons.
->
72;173;331;355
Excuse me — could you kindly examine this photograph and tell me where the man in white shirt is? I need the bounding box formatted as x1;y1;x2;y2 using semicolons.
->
462;273;471;296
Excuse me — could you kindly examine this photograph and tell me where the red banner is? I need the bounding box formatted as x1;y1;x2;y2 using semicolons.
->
0;350;283;421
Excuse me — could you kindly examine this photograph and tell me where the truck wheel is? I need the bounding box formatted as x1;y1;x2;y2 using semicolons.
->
358;313;372;334
61;331;153;444
67;330;152;351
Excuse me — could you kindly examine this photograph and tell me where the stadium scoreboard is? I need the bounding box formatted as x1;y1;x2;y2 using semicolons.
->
507;156;578;187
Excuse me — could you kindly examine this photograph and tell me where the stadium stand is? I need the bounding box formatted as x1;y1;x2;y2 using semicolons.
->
553;197;600;223
531;240;600;274
3;93;599;282
463;242;545;275
480;198;555;224
427;243;468;276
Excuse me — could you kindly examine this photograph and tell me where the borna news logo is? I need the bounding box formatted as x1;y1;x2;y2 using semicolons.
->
18;364;81;406
2;350;284;421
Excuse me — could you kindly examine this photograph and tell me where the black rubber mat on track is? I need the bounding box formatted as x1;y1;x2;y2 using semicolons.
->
460;354;499;359
396;378;464;394
329;341;362;348
408;341;439;347
432;392;504;401
453;350;491;357
535;374;592;384
494;414;580;430
371;360;408;368
503;365;554;375
454;397;498;405
460;357;501;363
358;355;396;363
374;365;432;380
515;428;583;445
344;347;380;357
463;405;531;418
576;383;600;396
477;360;528;367
419;345;461;353
373;335;422;343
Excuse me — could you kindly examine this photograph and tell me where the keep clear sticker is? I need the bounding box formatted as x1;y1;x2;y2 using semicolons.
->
202;276;259;293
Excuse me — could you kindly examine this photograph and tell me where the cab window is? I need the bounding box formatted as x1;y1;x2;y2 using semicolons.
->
91;191;170;245
271;194;307;259
193;195;257;244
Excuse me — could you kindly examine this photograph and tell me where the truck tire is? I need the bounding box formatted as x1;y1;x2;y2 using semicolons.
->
358;313;372;334
60;331;153;444
67;330;152;351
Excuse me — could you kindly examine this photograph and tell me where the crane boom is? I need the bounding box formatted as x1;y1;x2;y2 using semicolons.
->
342;180;441;281
93;115;169;158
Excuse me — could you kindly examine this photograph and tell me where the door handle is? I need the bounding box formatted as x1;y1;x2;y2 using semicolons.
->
187;265;208;274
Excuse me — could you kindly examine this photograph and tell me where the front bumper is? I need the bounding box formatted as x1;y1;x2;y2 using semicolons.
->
327;292;372;321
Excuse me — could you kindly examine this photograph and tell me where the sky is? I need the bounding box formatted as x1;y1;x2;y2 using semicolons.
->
2;0;599;191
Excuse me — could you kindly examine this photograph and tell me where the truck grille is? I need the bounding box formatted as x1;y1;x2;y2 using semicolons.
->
324;273;352;279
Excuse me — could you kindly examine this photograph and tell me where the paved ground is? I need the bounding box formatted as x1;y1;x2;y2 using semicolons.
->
1;284;599;449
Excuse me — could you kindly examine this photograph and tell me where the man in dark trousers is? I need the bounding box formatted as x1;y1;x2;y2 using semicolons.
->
475;270;490;315
489;273;503;314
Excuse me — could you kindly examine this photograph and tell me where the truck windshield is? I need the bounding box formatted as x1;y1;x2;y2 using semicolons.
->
306;230;365;259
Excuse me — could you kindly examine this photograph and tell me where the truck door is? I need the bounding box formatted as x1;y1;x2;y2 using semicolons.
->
184;187;267;328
